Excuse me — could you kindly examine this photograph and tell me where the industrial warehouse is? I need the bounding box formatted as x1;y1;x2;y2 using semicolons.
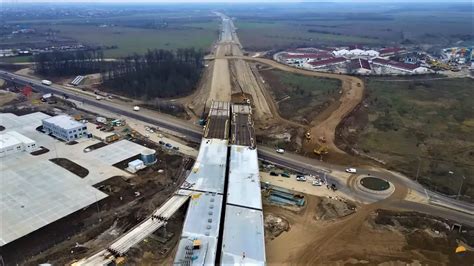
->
0;112;161;248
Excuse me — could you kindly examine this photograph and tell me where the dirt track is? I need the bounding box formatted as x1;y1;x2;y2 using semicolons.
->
226;56;365;154
230;58;273;121
265;181;415;265
209;58;231;103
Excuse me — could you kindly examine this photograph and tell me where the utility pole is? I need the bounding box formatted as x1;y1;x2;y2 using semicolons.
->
457;176;466;200
415;156;421;181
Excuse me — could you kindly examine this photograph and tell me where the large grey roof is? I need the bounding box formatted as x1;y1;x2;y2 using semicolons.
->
181;138;228;194
221;205;266;265
88;139;150;165
227;146;262;210
174;193;223;265
0;158;107;246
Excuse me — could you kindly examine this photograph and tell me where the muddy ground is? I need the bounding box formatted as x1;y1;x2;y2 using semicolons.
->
264;194;474;265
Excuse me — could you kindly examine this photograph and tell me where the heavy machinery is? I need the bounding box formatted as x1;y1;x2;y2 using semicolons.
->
305;132;312;140
428;59;451;71
313;145;329;155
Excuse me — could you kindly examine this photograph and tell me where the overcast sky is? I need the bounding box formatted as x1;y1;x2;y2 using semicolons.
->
2;0;469;3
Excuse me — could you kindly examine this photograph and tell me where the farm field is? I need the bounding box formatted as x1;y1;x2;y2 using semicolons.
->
35;22;218;58
2;8;219;58
236;21;381;51
260;69;341;125
338;77;474;200
229;2;473;50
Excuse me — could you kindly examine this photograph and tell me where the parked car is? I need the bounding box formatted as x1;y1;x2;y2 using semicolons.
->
345;168;357;174
158;140;165;145
165;143;173;149
275;148;285;154
270;171;279;176
296;175;307;182
312;179;322;186
172;146;180;151
281;172;290;178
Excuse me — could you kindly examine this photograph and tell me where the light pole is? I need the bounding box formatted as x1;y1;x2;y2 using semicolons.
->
415;156;421;181
457;175;466;200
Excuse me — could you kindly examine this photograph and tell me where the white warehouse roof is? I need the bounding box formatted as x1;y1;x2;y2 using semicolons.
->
0;131;35;149
42;115;85;130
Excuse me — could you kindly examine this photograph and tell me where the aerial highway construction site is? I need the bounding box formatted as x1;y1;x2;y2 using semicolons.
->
0;5;473;266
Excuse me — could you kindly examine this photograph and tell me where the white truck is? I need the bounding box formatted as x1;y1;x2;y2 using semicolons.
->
41;80;52;86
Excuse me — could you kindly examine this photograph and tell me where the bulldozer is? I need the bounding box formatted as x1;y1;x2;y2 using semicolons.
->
313;145;329;155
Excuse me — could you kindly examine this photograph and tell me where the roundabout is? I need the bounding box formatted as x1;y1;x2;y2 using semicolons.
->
348;175;396;203
360;176;391;191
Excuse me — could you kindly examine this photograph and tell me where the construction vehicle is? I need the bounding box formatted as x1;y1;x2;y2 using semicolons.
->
428;59;452;71
73;114;82;121
116;257;126;265
199;102;207;126
313;145;329;155
305;132;312;140
105;133;119;143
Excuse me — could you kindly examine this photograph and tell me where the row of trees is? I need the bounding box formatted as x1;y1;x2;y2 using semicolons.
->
102;48;204;99
34;50;105;76
33;48;204;99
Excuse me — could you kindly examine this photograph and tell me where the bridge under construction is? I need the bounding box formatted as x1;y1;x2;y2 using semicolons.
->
174;101;265;265
75;101;265;265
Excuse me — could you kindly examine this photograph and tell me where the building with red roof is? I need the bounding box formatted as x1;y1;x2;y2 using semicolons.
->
308;57;346;68
349;58;372;75
379;47;406;57
372;58;427;73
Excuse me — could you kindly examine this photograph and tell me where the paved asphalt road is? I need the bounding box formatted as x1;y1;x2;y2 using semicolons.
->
1;71;473;225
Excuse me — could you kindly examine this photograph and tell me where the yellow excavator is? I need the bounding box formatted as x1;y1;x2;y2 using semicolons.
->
313;145;329;155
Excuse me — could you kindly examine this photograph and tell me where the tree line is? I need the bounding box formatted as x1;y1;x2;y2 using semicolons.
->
33;48;204;99
101;48;204;99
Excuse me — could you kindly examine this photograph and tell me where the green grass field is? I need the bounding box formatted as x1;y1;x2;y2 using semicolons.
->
35;22;218;58
354;77;474;199
231;3;472;51
0;56;33;63
260;69;341;124
237;21;380;51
